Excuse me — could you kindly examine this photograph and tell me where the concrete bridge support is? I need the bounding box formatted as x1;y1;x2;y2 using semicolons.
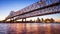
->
9;18;15;23
22;18;26;22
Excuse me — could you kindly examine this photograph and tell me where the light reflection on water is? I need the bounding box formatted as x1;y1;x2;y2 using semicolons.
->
0;23;60;34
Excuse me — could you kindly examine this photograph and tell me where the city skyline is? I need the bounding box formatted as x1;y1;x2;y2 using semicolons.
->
0;0;60;22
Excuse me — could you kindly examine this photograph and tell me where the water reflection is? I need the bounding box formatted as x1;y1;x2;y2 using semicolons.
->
0;23;60;34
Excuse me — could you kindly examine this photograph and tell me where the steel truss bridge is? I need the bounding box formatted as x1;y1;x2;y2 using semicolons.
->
4;0;60;22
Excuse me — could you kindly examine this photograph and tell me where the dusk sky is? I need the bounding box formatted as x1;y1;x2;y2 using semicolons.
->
0;0;60;22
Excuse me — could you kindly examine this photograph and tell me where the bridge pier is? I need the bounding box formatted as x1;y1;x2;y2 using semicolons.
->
22;18;26;22
10;18;12;23
22;19;24;22
24;18;26;22
13;18;15;23
9;18;15;23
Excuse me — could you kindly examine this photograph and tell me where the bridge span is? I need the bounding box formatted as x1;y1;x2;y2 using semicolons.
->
4;0;60;22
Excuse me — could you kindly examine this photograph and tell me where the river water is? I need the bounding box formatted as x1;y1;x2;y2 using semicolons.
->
0;23;60;34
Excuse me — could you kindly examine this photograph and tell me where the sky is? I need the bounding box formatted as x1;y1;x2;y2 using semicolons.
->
0;0;60;22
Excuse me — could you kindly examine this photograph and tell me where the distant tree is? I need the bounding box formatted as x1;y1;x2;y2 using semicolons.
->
36;18;41;23
30;19;32;21
50;18;55;23
41;18;44;23
44;18;51;23
30;19;33;23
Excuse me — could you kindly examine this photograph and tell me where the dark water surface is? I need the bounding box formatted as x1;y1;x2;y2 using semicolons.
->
0;23;60;34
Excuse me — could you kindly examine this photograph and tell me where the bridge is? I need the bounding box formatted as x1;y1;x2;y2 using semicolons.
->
4;0;60;22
